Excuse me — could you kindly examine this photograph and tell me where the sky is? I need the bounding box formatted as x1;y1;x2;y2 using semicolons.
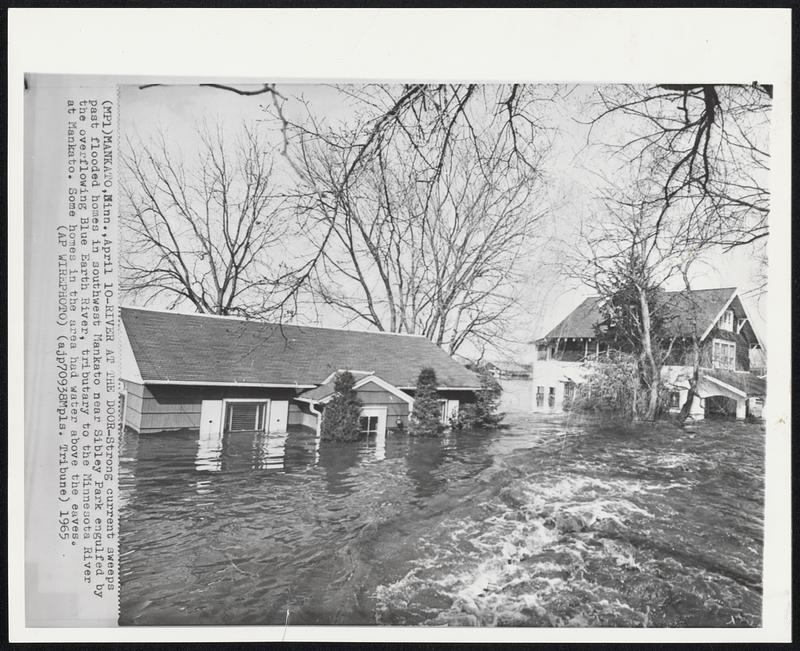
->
119;82;768;357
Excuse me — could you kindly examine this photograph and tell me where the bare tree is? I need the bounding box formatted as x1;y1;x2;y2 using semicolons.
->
133;83;559;335
121;122;296;317
284;87;550;354
588;83;770;259
567;191;703;421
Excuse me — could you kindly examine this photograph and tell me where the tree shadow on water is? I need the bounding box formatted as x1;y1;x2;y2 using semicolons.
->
404;436;447;500
316;439;364;496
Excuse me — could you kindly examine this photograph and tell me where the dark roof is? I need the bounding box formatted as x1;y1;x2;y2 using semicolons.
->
120;307;481;389
539;287;738;341
702;369;766;397
297;372;372;402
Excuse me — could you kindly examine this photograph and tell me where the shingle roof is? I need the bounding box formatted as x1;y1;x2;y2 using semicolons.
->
539;287;738;341
702;369;766;397
296;372;372;402
120;307;481;389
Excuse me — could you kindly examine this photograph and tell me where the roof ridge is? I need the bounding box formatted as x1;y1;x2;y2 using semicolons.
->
119;305;429;339
536;286;741;342
662;285;737;294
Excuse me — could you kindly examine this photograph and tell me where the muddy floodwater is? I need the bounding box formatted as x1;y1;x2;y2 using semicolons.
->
119;413;764;627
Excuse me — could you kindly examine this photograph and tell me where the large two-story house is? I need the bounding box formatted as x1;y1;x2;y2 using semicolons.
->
529;287;766;420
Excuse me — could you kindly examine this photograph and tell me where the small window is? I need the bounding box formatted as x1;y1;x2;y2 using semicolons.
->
536;386;544;407
712;339;736;370
719;310;734;332
537;345;548;361
669;391;680;409
548;387;556;408
226;402;267;432
564;382;575;401
359;415;379;436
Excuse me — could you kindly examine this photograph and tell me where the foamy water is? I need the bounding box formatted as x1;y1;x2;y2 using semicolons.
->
119;414;763;627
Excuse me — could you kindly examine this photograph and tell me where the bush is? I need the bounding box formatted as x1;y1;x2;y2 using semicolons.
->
453;363;504;430
320;371;363;441
408;367;443;437
570;350;671;421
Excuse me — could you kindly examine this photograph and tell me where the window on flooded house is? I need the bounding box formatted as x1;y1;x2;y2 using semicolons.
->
712;339;736;370
719;309;734;332
564;382;575;401
359;415;379;436
437;399;449;425
548;387;556;408
536;386;544;407
226;401;268;432
669;391;681;409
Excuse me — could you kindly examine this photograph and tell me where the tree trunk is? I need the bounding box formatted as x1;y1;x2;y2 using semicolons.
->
678;337;701;425
638;286;660;421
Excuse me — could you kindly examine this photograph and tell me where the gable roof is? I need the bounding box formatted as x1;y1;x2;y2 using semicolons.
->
298;373;416;404
538;287;740;342
702;369;766;397
120;307;481;389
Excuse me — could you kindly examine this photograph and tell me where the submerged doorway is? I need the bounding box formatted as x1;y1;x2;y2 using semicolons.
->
704;395;737;420
359;406;387;461
359;407;387;437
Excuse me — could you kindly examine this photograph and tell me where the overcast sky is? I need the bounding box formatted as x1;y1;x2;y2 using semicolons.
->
119;82;768;355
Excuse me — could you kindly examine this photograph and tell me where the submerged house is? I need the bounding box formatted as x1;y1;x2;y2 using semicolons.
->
530;287;766;420
120;307;481;437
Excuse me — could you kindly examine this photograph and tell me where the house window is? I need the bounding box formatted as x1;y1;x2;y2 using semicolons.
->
564;382;575;401
548;387;556;408
438;399;449;425
537;345;548;361
669;391;681;409
719;309;734;332
712;339;736;370
226;401;267;432
359;415;379;436
536;386;544;407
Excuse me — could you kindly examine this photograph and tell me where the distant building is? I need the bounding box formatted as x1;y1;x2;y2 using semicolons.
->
120;307;481;437
529;287;766;420
484;360;533;380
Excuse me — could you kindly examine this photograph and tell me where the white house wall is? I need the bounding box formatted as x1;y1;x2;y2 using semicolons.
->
530;360;589;413
532;361;721;419
268;400;289;432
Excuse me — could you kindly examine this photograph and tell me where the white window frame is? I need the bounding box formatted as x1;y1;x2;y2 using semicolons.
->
222;398;270;433
437;399;449;425
359;406;387;437
719;309;734;332
711;338;736;371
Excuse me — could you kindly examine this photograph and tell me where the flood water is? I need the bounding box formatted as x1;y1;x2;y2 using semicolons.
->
119;413;764;627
